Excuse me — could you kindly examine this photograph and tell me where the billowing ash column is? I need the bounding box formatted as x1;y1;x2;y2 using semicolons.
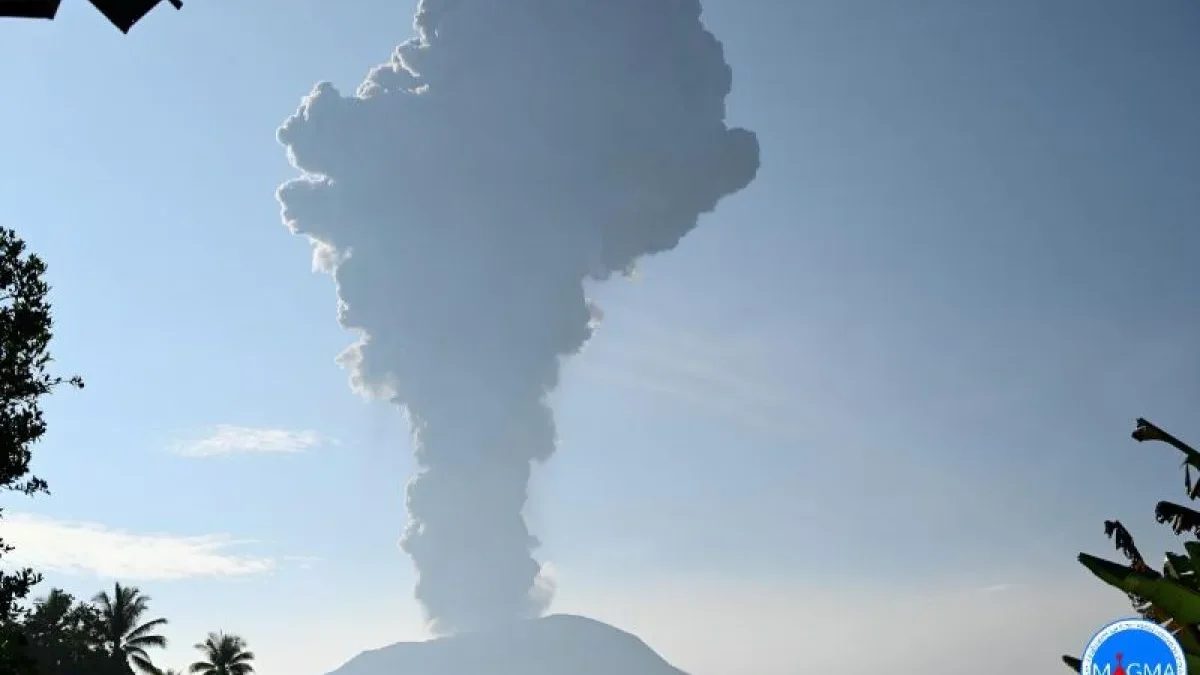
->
275;0;759;635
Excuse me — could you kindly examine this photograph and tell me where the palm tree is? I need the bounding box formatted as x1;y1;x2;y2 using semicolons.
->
188;632;255;675
92;582;168;674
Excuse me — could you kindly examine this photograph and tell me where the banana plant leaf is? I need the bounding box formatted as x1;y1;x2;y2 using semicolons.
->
1158;501;1200;537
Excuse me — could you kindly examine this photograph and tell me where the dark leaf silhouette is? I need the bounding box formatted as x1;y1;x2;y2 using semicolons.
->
1157;501;1200;537
92;583;168;674
0;227;83;672
189;632;255;675
1104;520;1147;569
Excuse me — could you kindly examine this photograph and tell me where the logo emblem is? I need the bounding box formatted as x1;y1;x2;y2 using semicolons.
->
1082;618;1187;675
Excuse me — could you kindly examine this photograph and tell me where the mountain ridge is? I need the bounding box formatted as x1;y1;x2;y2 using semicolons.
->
326;613;690;675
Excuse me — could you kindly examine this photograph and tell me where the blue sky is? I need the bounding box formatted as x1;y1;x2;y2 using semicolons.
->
0;1;1197;673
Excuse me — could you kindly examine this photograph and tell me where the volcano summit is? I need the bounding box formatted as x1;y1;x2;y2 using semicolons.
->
326;615;689;675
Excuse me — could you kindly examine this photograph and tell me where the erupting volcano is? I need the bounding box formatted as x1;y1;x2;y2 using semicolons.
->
276;0;757;668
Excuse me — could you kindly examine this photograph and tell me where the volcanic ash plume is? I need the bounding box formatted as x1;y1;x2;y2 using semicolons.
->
275;0;759;635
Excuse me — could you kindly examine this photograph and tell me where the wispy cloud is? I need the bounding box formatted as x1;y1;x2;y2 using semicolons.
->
574;315;846;444
170;424;334;458
1;513;276;580
571;314;1031;525
281;555;322;571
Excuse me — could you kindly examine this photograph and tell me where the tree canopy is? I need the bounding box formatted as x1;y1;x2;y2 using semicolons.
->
189;632;256;675
0;226;83;674
0;229;257;675
6;582;253;675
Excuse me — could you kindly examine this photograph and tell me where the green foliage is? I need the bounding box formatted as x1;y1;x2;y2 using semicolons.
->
22;589;112;675
0;582;254;675
1063;420;1200;672
0;227;84;497
3;585;162;675
0;229;253;674
0;227;83;673
188;632;256;675
92;583;170;674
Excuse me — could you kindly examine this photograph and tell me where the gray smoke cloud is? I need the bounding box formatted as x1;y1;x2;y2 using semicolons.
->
275;0;758;635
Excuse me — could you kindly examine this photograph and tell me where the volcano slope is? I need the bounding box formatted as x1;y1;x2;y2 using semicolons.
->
326;614;689;675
